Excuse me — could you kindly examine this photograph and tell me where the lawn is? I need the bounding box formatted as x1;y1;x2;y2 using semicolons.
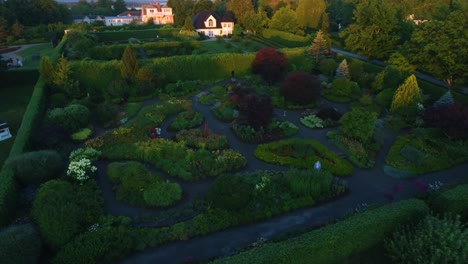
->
15;43;55;70
0;82;35;166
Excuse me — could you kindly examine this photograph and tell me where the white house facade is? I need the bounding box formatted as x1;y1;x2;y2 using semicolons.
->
193;11;235;37
141;3;174;24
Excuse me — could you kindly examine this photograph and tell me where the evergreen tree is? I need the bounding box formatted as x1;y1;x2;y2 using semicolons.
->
390;74;421;114
53;54;71;89
39;56;55;85
387;52;416;74
120;46;139;82
310;30;328;63
181;16;195;31
336;59;350;78
433;91;455;108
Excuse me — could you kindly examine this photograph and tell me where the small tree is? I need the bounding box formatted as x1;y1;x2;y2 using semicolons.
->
120;46;139;82
53;54;71;89
310;30;328;63
336;59;350;78
39;56;55;85
238;93;274;129
281;71;321;105
252;48;288;84
339;108;377;143
424;104;468;140
181;16;194;31
390;74;421;114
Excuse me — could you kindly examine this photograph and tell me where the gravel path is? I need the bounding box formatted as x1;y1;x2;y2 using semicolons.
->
90;79;468;264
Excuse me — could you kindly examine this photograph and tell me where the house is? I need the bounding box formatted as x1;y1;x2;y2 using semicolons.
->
193;11;235;37
103;15;139;26
83;15;105;24
141;2;174;24
0;120;12;141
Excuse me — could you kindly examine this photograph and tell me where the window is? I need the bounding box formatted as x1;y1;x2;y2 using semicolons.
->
208;19;213;27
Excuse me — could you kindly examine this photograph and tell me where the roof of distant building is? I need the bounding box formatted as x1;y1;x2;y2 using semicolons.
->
193;11;222;29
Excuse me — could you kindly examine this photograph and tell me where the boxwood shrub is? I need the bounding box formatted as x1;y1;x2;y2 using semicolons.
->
0;223;42;264
254;138;353;177
212;199;429;264
430;184;468;221
7;150;63;185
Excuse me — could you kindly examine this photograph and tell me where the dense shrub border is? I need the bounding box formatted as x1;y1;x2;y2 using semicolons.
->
212;199;429;264
254;138;353;177
93;28;180;42
262;29;312;48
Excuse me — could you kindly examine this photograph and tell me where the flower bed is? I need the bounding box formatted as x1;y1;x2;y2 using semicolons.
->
175;128;228;150
231;120;298;144
254;138;353;177
167;111;204;131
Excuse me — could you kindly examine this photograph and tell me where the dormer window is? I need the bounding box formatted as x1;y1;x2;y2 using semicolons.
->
208;19;213;27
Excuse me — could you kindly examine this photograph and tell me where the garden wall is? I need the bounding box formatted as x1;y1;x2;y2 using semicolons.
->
213;199;429;264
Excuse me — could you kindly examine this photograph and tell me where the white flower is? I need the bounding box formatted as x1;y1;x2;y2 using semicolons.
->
67;158;97;182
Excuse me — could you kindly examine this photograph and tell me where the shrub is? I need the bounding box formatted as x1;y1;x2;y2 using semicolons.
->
237;93;274;129
47;104;90;133
206;174;253;212
143;181;182;207
213;199;429;264
316;107;342;121
0;166;16;226
424;104;468;140
71;128;93;142
431;184;468;220
318;58;338;77
323;77;361;102
212;104;236;122
280;72;321;105
175;129;229;150
31;180;82;250
385;214;468;264
285;169;333;200
300;115;324;128
339;108;377;143
252;48;288;84
0;224;42;264
168;111;204;131
69;147;101;162
7;150;63;185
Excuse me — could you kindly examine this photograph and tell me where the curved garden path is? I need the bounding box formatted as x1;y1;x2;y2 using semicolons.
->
91;79;468;264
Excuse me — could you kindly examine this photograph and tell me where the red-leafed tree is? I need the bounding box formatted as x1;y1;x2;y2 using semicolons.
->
424;104;468;140
281;71;321;105
237;93;274;129
252;48;288;84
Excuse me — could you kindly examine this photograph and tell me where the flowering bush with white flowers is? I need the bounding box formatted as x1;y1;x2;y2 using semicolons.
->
67;158;97;182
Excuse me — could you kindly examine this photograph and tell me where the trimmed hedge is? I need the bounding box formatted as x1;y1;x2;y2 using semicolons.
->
262;29;312;48
431;184;468;220
254;138;353;177
0;223;42;264
0;165;17;226
212;199;429;264
93;28;180;42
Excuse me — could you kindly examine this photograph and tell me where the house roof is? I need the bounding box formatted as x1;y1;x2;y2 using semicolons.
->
221;11;235;23
118;11;141;17
193;11;222;29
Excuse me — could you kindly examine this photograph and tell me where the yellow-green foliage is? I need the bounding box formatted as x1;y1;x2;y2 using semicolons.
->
212;199;429;264
263;29;312;47
390;74;420;113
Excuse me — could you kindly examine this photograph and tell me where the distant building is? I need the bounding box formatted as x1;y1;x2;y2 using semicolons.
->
193;11;235;37
141;2;174;24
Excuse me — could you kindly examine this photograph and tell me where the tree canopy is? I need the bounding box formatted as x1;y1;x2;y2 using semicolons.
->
269;6;299;33
296;0;326;30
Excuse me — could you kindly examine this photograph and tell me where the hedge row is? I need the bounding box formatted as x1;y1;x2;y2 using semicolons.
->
213;199;430;264
262;29;312;48
94;28;180;42
0;37;65;227
71;48;311;85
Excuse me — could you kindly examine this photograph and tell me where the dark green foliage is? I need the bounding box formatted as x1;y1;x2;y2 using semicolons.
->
231;120;298;144
318;58;338;77
206;174;253;211
163;80;200;97
254;138;353;177
327;131;378;169
0;166;17;226
262;29;312;48
31;180;80;250
213;199;429;264
431;185;468;221
31;179;102;250
47;104;90;133
120;46;139;81
7;150;63;185
385;214;468;264
285;169;333;200
339;108;377;143
399;145;426;165
107;161;182;208
375;88;394;108
0;223;42;264
168;111;204;131
323;77;361;103
175;129;229;150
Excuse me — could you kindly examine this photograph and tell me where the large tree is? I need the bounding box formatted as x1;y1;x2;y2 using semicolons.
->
167;0;195;27
340;0;400;59
194;0;215;14
227;0;254;24
269;5;299;33
296;0;326;30
113;0;128;15
408;10;467;86
242;7;269;35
